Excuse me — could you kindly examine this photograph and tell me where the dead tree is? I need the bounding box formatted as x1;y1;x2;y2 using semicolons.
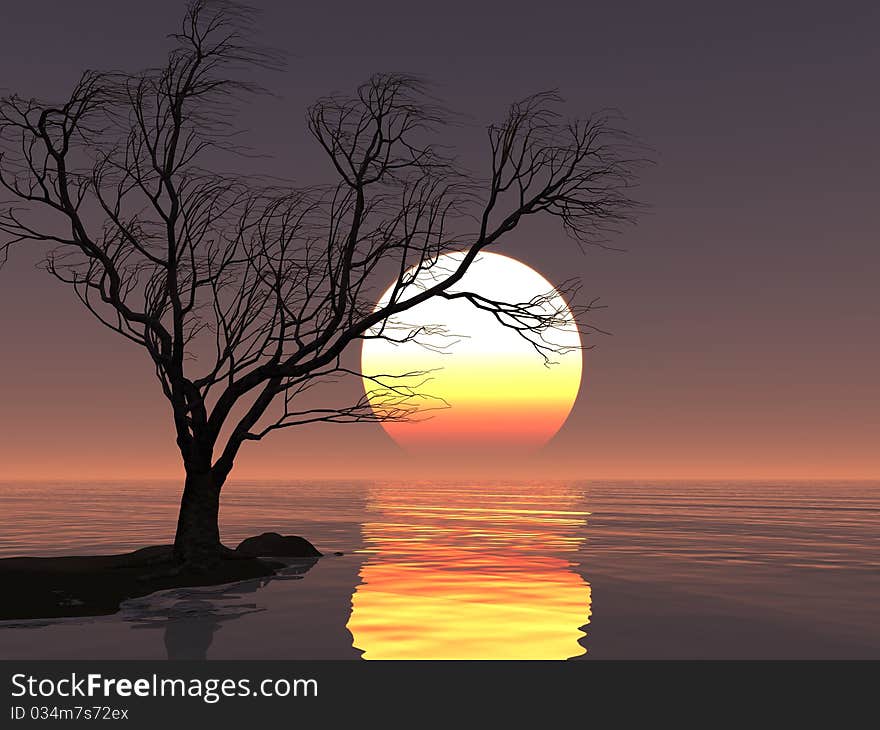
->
0;1;643;566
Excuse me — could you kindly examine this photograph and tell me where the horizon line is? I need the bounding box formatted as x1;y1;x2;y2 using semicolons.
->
1;475;878;483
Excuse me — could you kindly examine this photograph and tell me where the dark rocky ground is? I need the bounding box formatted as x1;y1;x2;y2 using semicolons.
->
0;533;321;621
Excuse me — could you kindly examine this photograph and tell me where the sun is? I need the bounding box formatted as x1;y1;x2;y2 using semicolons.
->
361;251;583;453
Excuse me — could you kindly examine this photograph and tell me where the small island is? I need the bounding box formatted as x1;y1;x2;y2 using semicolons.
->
0;533;321;621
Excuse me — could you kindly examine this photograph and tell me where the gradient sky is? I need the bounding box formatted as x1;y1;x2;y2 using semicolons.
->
0;1;877;480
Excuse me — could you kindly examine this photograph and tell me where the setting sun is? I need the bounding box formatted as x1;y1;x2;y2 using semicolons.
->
360;252;583;452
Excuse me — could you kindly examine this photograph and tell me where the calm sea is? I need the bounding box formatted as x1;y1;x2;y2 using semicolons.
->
0;480;877;659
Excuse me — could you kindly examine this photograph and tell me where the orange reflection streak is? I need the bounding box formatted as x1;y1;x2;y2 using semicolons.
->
346;484;592;659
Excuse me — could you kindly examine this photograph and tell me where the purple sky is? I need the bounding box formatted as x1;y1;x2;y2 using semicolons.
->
0;1;878;479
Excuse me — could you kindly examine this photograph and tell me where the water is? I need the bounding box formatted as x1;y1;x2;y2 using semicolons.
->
0;480;878;659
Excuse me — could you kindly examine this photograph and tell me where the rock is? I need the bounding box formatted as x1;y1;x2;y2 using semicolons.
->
235;533;322;558
0;547;278;621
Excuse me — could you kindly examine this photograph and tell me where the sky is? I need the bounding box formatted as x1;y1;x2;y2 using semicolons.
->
0;1;878;480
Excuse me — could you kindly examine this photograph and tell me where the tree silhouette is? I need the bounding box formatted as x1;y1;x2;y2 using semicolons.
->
0;1;642;566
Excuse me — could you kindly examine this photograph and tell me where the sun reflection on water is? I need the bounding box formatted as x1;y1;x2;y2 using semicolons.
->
346;483;592;659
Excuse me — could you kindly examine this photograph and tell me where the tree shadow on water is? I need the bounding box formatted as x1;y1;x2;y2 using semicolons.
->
124;559;318;660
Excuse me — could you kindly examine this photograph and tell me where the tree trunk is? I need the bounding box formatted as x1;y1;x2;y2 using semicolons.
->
172;470;224;566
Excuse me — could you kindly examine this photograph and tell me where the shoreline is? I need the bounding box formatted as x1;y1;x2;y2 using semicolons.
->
0;534;321;622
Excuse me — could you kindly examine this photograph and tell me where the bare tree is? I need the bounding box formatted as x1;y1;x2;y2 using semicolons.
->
0;1;643;567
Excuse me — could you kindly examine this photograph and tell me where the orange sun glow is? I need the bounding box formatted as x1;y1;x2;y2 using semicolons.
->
360;252;583;454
